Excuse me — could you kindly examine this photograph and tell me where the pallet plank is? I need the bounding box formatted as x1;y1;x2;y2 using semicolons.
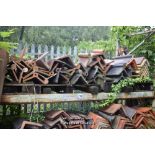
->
1;91;154;104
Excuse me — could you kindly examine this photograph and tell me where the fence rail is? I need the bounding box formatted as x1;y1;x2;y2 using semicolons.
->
1;91;154;116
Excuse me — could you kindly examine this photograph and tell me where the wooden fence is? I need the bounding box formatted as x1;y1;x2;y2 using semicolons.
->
0;102;95;117
10;43;113;61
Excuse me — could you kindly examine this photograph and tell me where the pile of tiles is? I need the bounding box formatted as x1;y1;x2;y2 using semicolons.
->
13;103;155;129
42;110;93;129
13;118;43;129
105;55;150;83
133;57;150;77
6;55;76;85
40;104;155;129
5;50;113;93
97;103;155;129
75;50;112;92
77;52;151;92
5;50;151;93
105;55;137;83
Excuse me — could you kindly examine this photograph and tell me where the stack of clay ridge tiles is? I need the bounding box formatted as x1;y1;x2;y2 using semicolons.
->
133;57;150;77
106;55;137;83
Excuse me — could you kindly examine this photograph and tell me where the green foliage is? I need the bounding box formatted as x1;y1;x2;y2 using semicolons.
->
111;26;144;48
0;26;110;47
0;29;15;38
77;27;144;53
77;39;114;52
20;113;45;122
22;26;110;47
0;41;17;51
0;29;17;51
111;26;155;76
93;77;153;110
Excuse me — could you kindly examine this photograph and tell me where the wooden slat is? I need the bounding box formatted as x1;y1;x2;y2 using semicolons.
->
31;44;35;58
43;103;47;112
152;99;155;109
38;103;41;113
62;46;66;56
44;45;48;62
24;104;27;113
56;46;60;57
73;46;78;62
50;46;54;59
1;91;154;104
38;44;42;55
68;47;72;56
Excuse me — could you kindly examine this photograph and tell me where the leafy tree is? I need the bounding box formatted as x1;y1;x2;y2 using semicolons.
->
0;29;17;51
111;26;155;76
0;26;110;47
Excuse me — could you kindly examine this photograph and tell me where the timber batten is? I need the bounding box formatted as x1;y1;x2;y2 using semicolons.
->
1;91;154;104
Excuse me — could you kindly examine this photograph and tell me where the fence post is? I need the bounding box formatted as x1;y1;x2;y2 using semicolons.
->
31;44;35;59
17;42;23;53
56;46;60;57
62;46;66;55
50;45;54;59
68;46;72;58
73;46;78;62
24;104;27;114
38;44;42;55
44;45;49;61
